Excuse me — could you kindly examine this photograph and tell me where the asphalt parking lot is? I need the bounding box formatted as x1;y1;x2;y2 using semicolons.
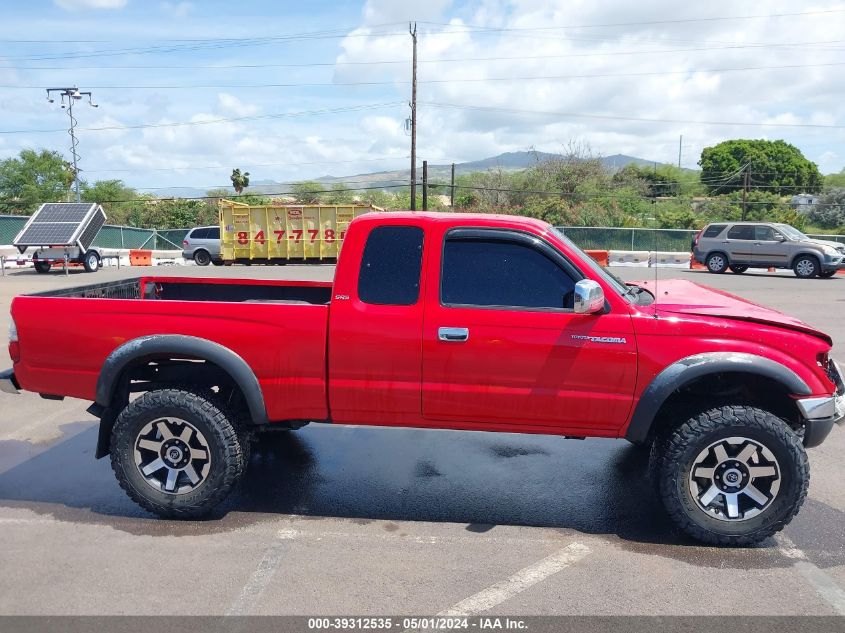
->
0;263;843;616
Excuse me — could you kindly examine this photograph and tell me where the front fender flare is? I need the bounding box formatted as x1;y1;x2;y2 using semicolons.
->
625;352;811;444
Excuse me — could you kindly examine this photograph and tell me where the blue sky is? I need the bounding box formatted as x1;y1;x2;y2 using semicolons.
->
1;0;844;193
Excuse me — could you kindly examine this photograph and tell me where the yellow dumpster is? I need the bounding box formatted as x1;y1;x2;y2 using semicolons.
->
219;199;382;263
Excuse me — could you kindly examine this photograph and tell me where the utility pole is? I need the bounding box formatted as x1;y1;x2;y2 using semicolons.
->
678;134;683;168
422;160;428;210
742;166;750;221
409;22;417;210
450;162;455;207
46;87;98;203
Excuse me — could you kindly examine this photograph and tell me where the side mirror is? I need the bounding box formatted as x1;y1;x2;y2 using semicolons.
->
574;279;605;314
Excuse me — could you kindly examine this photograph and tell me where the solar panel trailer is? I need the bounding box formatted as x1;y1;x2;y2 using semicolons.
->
12;202;106;273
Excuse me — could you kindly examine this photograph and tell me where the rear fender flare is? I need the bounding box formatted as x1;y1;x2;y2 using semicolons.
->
96;334;268;425
625;352;811;444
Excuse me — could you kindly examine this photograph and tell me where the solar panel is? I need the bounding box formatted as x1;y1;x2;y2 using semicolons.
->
13;202;106;250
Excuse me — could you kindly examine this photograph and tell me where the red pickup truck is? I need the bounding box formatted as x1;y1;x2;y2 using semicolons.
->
2;212;843;545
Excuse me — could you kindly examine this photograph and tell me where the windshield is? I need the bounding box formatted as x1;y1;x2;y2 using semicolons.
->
776;224;806;240
551;228;637;303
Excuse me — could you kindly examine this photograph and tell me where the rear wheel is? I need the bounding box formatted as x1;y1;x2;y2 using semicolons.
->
194;249;211;266
793;255;819;278
706;253;728;274
110;389;247;518
83;250;100;273
819;270;836;279
729;265;748;274
656;405;808;546
34;261;51;274
211;258;224;266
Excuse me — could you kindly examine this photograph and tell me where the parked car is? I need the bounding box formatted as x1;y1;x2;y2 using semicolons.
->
182;226;222;266
693;222;845;278
2;212;843;545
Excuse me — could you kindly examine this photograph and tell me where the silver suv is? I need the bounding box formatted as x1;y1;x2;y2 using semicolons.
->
182;226;222;266
693;222;845;278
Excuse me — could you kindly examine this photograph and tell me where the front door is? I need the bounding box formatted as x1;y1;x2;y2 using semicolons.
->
752;225;789;266
422;229;637;436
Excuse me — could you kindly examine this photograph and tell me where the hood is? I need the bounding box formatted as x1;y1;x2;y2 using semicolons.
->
631;279;832;345
803;238;845;252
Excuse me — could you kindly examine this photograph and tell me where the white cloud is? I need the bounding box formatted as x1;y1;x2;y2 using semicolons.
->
54;0;127;9
336;0;845;171
216;93;260;117
161;1;192;18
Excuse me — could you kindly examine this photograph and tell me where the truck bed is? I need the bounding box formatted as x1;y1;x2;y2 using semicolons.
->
13;276;332;422
30;276;333;304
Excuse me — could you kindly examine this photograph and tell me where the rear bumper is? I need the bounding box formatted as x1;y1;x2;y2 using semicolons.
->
0;368;20;395
181;250;193;260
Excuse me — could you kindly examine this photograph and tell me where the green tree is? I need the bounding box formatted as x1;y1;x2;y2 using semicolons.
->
807;188;845;229
80;179;141;224
824;170;845;188
0;149;75;214
699;139;822;195
290;181;326;204
230;168;250;194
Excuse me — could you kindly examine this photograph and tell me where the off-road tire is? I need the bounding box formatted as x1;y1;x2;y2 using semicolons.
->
194;249;212;266
729;265;748;274
110;389;246;518
706;252;728;274
793;255;819;279
819;270;836;279
33;261;51;274
656;405;809;546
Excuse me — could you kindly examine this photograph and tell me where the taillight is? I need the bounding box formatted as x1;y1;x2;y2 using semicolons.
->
8;318;19;363
693;229;703;246
183;240;189;246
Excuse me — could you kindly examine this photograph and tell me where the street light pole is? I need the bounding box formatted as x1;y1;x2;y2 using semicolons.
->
46;87;98;203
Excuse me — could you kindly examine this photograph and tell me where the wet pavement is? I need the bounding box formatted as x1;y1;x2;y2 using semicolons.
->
0;264;843;615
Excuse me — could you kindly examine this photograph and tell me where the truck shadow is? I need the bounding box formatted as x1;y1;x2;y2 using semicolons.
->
0;422;842;569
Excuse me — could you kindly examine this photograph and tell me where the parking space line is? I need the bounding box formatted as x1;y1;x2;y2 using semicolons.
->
776;533;845;615
437;542;591;616
225;528;298;616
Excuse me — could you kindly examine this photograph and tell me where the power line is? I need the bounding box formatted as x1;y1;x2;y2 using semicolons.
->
0;102;404;135
85;155;411;173
427;102;845;129
5;60;843;91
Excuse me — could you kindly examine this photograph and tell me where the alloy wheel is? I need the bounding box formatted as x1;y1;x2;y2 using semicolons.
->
133;417;212;494
688;436;781;521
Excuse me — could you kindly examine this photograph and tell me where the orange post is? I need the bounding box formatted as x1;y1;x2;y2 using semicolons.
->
129;249;152;266
689;253;706;270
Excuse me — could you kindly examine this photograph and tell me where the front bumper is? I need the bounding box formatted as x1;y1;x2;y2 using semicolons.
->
822;253;845;271
796;388;845;448
0;368;20;395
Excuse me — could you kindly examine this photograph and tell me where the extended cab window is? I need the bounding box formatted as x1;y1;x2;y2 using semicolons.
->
703;224;726;238
358;226;424;305
441;237;576;310
727;225;754;240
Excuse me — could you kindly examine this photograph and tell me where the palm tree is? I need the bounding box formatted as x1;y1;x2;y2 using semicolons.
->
230;168;250;194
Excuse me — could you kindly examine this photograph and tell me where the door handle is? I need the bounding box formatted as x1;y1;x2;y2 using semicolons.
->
438;327;469;342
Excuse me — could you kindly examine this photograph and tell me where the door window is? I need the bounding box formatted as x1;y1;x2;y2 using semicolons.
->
727;225;755;240
755;226;775;241
358;226;424;305
206;227;220;240
441;237;577;310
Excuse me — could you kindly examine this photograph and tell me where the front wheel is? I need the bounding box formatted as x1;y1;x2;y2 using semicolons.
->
793;255;819;278
110;389;247;518
657;405;808;546
729;265;748;274
706;253;728;274
819;270;837;279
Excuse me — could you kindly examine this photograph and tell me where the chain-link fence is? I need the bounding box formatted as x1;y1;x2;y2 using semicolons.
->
0;215;189;251
3;214;843;254
556;226;845;251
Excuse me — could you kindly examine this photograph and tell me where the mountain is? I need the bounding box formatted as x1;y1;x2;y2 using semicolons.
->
145;151;670;198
